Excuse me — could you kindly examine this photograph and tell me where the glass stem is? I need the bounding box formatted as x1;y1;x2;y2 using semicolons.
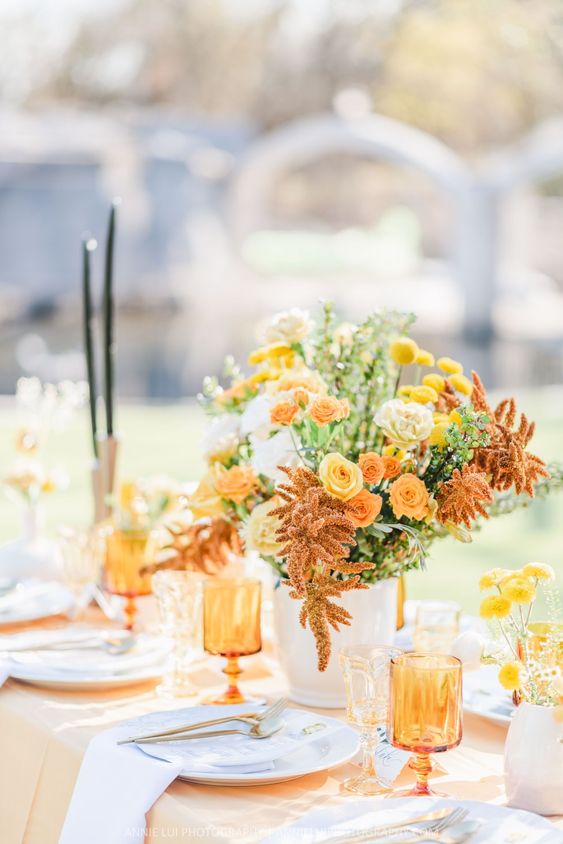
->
223;655;242;700
410;752;433;795
123;596;137;631
360;731;378;779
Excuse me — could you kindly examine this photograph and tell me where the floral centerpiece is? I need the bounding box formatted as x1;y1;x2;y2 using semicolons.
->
191;304;559;671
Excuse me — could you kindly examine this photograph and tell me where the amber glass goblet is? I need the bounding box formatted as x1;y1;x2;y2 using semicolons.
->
203;577;261;705
339;645;403;795
103;528;155;630
388;653;462;797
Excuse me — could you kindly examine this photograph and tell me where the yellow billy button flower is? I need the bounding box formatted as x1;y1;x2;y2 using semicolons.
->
500;576;536;604
410;385;439;405
521;562;555;583
437;357;463;375
389;337;419;366
398;385;414;397
448;409;463;426
479;594;512;620
478;568;511;590
432;412;449;424
429;421;449;449
498;662;522;691
448;373;473;396
415;349;435;367
423;373;446;393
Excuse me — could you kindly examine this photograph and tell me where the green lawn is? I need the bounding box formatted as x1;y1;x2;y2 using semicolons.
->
1;394;562;615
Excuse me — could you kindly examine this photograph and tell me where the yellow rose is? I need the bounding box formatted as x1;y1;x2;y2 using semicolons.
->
389;473;429;520
189;469;225;520
319;453;364;501
415;349;435;367
423;373;446;393
243;499;284;556
389;337;419;365
437;357;463;375
448;373;473;396
410;385;439;405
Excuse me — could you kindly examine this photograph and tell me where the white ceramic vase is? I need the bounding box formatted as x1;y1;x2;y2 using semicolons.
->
504;701;563;816
273;577;398;707
0;504;61;582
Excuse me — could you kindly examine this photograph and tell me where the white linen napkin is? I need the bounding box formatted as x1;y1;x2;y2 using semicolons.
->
59;725;184;844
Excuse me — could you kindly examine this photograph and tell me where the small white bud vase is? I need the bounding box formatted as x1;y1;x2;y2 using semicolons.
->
504;702;563;816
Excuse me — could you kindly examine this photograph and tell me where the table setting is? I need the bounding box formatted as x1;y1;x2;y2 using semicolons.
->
0;218;562;844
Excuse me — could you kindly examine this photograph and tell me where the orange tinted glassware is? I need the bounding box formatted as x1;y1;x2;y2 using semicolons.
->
388;653;462;796
104;528;154;630
203;578;262;704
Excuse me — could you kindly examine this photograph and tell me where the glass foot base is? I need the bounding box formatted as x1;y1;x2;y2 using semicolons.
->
343;774;392;796
389;785;447;798
201;690;266;706
156;681;198;698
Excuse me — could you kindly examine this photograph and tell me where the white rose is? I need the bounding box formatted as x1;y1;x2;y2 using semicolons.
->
201;414;240;460
243;499;284;557
450;631;485;669
374;399;433;450
262;308;313;345
250;429;302;483
239;395;272;437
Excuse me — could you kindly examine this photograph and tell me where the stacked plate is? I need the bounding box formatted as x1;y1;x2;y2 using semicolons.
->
1;628;170;690
0;579;74;625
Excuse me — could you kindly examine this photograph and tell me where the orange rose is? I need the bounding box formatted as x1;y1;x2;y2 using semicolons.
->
347;489;383;528
382;455;401;479
293;389;309;407
270;399;299;426
358;452;385;485
309;396;346;427
389;473;429;520
216;465;258;504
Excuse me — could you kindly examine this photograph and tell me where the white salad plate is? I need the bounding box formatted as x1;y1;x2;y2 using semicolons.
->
0;580;74;625
463;665;514;727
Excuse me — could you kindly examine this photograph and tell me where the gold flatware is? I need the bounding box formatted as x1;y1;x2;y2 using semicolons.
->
3;633;137;656
133;720;284;744
321;808;467;844
117;696;288;746
400;818;479;844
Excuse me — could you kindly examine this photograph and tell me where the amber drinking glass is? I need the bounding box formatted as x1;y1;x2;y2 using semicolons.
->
103;528;155;630
203;577;262;704
388;653;462;797
339;645;403;795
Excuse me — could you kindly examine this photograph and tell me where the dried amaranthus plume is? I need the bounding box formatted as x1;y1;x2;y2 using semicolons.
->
436;381;461;414
143;516;243;576
437;464;494;528
273;466;373;670
470;372;549;496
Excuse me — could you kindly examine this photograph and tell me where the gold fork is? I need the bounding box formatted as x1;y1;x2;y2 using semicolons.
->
117;697;288;746
132;719;284;744
321;808;468;844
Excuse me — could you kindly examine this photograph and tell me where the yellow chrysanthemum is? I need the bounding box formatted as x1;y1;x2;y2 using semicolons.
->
398;384;414;397
448;373;473;396
437;357;463;375
448;409;463;426
415;349;435;367
389;337;419;366
478;568;511;590
432;412;449;424
500;576;536;604
382;445;406;460
410;385;439;405
429;422;449;449
521;562;556;583
479;594;512;620
498;662;522;691
423;373;446;393
248;343;294;365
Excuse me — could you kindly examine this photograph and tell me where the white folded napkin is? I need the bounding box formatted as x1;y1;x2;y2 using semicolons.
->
59;726;183;844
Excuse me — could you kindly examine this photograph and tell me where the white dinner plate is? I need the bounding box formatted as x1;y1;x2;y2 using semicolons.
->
463;665;514;727
0;580;74;625
262;797;563;843
5;631;169;690
133;705;359;786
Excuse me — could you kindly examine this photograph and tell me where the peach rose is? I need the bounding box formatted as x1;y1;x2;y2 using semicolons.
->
309;396;347;427
358;452;385;485
270;399;299;426
347;489;383;528
389;473;429;520
382;455;402;479
215;465;258;504
319;452;364;501
293;389;310;407
338;398;350;419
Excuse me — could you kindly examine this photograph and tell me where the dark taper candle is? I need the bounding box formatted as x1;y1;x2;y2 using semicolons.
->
102;199;120;436
82;236;98;458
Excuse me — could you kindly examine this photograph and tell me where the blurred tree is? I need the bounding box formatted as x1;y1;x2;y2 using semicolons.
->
10;0;563;153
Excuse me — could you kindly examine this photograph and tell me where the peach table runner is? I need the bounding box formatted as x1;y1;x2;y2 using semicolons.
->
0;612;561;843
